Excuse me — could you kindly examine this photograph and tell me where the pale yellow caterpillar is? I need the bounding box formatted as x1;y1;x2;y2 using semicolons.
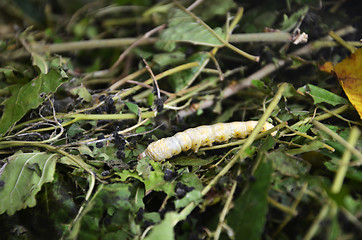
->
139;121;276;161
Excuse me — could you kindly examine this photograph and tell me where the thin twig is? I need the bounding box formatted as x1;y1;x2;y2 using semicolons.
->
143;58;161;99
313;120;362;165
213;180;237;240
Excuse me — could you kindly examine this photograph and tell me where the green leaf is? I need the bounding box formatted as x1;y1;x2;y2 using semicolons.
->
251;79;266;89
77;145;95;158
298;84;349;106
67;122;86;138
0;69;67;135
0;67;27;84
213;103;242;123
144;212;177;240
31;52;48;74
156;8;225;51
152;51;186;67
268;151;310;175
116;159;176;197
227;157;272;240
170;155;216;167
66;183;134;239
125;102;139;115
242;9;278;33
174;190;202;209
325;162;362;182
147;92;154;107
0;151;58;215
193;0;236;20
280;6;309;32
69;85;92;102
144;212;161;223
180;172;204;191
167;52;210;91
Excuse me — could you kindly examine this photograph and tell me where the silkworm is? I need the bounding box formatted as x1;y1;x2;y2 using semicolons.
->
139;121;276;161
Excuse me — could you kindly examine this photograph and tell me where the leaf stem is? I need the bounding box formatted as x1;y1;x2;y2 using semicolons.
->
331;126;360;193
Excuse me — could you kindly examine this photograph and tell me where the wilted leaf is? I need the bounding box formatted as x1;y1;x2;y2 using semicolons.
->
0;151;57;215
319;61;334;73
298;84;349;106
334;48;362;119
0;69;67;135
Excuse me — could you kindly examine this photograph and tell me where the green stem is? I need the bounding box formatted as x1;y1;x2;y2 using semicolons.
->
229;32;293;42
329;31;356;53
281;105;349;135
201;83;287;196
313;120;362;164
116;62;200;100
31;38;157;53
213;180;237;240
10;62;198;134
15;111;156;134
331;126;360;193
311;41;362;49
167;85;287;236
303;201;331;240
165;79;217;107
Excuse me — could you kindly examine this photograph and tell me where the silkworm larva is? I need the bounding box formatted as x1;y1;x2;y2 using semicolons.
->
138;121;276;161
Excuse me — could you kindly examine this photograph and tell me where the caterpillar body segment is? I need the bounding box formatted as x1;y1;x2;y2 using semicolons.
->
139;121;275;161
